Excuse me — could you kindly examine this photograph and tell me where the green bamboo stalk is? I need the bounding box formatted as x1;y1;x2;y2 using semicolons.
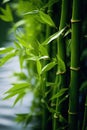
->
68;0;81;129
53;0;69;130
41;2;52;130
82;96;87;130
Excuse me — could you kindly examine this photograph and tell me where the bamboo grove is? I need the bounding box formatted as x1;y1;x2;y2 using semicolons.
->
0;0;87;130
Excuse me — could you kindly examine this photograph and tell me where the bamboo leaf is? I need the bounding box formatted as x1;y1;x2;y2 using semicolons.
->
13;93;25;106
0;4;13;22
41;61;57;74
39;11;55;27
36;60;42;75
46;82;56;87
50;88;68;100
0;51;16;66
56;56;66;74
5;82;30;93
3;82;30;100
39;56;49;60
14;20;26;28
23;10;39;15
39;44;48;56
2;0;10;4
0;47;14;54
42;27;66;45
3;93;18;100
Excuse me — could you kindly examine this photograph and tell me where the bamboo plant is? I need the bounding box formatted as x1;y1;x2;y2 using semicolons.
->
68;0;81;129
53;0;69;129
0;0;87;130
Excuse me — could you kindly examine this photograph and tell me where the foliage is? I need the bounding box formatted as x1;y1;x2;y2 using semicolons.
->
0;0;87;130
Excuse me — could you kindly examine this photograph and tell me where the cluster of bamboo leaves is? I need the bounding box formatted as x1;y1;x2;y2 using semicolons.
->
0;0;87;130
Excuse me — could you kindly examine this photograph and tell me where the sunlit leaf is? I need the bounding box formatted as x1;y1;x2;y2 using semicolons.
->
39;44;48;56
3;82;30;100
19;55;24;69
0;51;16;66
5;82;30;93
13;93;25;106
23;10;39;15
2;0;10;4
0;4;13;22
14;42;22;49
42;27;66;45
50;88;68;100
0;47;14;54
36;60;42;75
39;56;49;60
39;11;55;27
41;61;57;74
13;72;27;80
56;56;66;75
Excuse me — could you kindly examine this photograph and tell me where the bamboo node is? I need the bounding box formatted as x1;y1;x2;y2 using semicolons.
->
71;19;81;23
70;66;80;71
56;71;66;75
68;110;77;115
54;113;59;119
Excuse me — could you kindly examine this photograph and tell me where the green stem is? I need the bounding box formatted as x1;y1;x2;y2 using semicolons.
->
53;0;69;130
68;0;81;129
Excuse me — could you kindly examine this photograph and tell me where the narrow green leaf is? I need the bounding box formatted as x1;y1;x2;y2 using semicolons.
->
39;56;49;60
19;55;24;69
39;11;55;27
13;93;25;106
36;60;42;75
41;61;57;74
2;0;10;4
42;27;66;45
56;56;66;74
39;44;48;56
0;51;16;66
14;42;22;49
14;20;26;28
3;93;17;100
0;4;13;22
50;88;68;100
46;82;56;87
0;47;14;54
23;10;39;15
5;82;30;93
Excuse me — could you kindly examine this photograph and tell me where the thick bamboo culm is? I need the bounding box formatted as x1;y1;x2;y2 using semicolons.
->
53;0;69;130
68;0;81;129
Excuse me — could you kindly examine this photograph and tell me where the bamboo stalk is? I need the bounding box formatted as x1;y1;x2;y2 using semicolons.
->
42;1;52;129
53;0;69;130
68;0;81;129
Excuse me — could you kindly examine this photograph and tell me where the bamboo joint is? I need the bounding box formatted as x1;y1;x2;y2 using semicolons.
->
71;19;81;23
56;71;66;75
70;66;80;71
68;110;77;115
